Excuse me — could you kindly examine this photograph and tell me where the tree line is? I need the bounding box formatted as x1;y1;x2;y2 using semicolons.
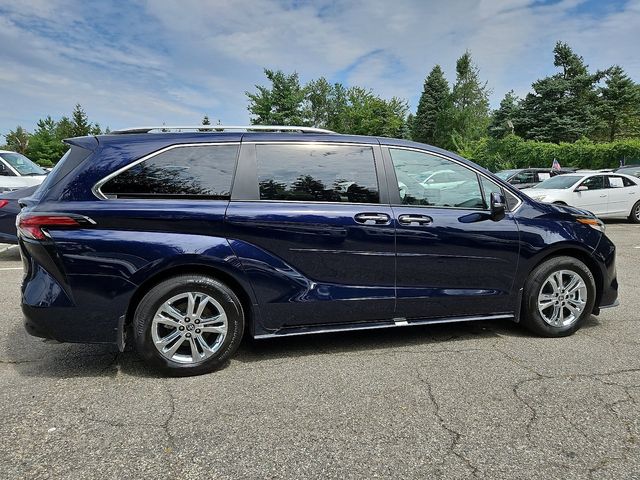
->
3;41;639;170
1;104;106;166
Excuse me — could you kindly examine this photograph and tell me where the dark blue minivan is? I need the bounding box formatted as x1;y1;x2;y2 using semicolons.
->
18;126;618;375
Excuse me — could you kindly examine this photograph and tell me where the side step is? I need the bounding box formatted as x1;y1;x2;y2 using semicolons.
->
253;313;514;339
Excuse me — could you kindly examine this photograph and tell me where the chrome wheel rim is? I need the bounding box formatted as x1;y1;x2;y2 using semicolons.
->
635;203;640;221
537;270;587;327
151;292;228;364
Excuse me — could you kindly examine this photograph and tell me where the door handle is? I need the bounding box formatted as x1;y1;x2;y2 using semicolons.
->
354;212;391;225
599;194;607;198
398;214;433;226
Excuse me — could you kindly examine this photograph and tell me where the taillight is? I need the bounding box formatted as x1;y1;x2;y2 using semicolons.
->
0;200;8;208
17;213;94;240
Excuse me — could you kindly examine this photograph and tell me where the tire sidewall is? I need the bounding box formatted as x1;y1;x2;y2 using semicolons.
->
133;275;244;376
523;256;596;337
630;200;640;224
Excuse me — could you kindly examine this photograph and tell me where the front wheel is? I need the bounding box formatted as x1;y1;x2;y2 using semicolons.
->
629;200;640;224
133;274;245;376
521;256;596;337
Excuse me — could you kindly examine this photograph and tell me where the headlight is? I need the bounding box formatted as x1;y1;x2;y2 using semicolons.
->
575;216;605;233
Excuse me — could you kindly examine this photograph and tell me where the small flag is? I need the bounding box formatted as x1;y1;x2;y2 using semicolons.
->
552;158;561;170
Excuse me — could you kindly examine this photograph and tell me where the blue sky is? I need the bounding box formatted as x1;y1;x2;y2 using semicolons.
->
0;0;639;135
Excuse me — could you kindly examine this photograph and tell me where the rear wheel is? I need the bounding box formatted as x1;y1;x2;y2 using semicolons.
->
521;256;595;337
629;200;640;224
133;274;244;376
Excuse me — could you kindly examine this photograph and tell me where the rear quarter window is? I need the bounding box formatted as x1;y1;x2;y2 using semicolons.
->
99;144;239;199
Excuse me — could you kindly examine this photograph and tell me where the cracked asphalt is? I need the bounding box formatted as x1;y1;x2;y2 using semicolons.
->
0;222;639;479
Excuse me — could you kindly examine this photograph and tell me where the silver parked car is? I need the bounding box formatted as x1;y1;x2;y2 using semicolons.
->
0;150;47;193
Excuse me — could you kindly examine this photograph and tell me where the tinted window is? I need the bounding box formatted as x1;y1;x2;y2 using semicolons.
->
101;145;238;199
580;176;605;190
390;149;483;209
622;176;638;187
256;144;379;203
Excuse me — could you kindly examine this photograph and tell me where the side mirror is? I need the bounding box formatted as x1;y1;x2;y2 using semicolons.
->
575;185;588;192
490;192;506;221
0;163;8;176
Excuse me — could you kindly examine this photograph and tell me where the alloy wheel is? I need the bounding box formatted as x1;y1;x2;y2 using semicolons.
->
537;270;587;327
151;292;228;364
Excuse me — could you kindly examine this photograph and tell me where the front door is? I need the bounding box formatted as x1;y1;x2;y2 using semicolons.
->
573;175;608;215
384;147;520;320
225;142;396;331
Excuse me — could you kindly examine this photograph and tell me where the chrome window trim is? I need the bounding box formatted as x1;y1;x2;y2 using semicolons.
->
386;145;524;213
92;142;241;200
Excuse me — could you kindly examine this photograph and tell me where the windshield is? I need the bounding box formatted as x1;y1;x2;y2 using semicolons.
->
533;175;582;189
495;170;518;180
0;152;46;176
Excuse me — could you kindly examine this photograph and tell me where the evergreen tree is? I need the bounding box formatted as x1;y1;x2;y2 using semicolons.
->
596;66;640;141
71;103;91;137
489;90;520;139
201;115;211;125
56;116;74;139
450;51;491;150
412;65;451;146
246;69;307;125
518;42;602;143
28;116;66;165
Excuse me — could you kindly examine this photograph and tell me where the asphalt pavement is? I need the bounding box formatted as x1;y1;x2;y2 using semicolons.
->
0;223;639;479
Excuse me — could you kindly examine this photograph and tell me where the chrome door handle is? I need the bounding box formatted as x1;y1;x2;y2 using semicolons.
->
354;213;391;225
398;214;433;226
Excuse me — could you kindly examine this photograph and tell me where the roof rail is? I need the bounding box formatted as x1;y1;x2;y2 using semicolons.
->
110;125;336;135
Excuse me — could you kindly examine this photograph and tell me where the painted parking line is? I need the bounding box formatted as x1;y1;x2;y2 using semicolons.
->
0;267;22;271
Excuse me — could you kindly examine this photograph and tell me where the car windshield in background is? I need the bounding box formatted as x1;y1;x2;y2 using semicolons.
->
495;170;518;180
0;153;46;176
533;175;582;189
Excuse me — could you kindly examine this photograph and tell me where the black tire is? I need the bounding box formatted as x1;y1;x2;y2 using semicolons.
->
133;274;244;376
520;256;596;337
628;200;640;224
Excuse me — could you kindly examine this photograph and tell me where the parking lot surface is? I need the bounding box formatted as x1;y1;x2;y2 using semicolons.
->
1;223;639;479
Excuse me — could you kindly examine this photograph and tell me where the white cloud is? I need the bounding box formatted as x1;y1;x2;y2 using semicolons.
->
0;0;638;135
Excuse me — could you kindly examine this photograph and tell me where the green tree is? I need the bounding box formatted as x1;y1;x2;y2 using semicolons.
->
246;69;307;125
489;90;520;139
595;66;640;141
56;116;74;139
28;116;66;166
518;42;602;143
412;65;451;146
340;87;407;137
4;126;30;154
71;103;91;137
304;79;349;132
201;115;211;125
450;51;491;150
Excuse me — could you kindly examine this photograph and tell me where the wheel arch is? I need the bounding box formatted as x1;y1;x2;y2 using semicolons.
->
124;262;257;338
523;246;604;313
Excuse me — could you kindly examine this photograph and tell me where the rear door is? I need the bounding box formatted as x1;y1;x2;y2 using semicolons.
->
225;141;396;331
383;146;520;320
605;175;637;215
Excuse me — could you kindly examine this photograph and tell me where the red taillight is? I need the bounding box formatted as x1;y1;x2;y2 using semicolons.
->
17;214;88;240
0;200;8;208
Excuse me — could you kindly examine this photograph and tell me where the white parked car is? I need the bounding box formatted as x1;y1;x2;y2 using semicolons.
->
527;172;640;223
0;150;47;193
